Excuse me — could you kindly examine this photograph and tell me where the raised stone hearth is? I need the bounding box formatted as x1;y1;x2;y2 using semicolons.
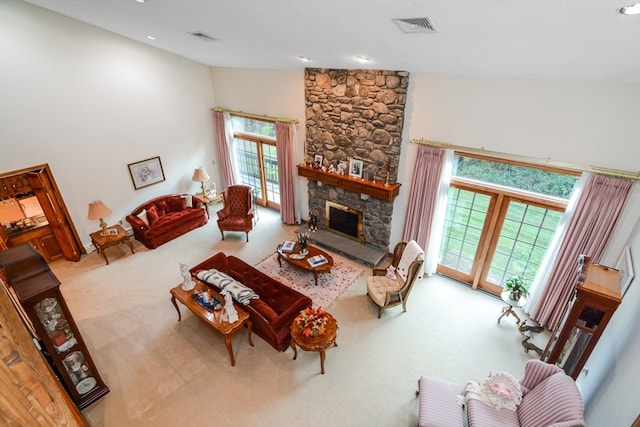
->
296;227;387;267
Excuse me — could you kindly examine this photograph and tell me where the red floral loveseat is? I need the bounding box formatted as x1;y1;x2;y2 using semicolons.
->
190;252;312;351
126;194;207;249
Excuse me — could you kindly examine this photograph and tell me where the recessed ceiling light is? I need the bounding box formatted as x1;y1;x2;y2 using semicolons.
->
354;55;370;63
135;0;147;3
619;2;640;15
146;35;156;40
298;56;312;62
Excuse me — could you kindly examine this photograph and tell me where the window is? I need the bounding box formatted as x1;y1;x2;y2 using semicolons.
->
230;116;280;209
437;154;579;295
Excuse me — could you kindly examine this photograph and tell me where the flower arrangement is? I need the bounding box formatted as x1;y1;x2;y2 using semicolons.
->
296;307;328;337
297;232;310;252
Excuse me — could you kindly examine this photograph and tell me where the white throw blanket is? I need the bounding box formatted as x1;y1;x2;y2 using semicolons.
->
457;372;523;411
396;240;424;282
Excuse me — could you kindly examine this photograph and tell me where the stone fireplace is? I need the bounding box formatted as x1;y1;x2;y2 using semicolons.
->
301;68;409;262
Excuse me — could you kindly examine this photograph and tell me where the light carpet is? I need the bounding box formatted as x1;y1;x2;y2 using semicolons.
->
255;251;364;308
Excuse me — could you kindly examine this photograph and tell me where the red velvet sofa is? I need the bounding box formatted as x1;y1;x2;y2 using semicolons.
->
126;194;207;249
190;252;312;352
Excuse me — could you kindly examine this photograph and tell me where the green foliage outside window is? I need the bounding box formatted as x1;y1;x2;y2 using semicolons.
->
453;156;578;199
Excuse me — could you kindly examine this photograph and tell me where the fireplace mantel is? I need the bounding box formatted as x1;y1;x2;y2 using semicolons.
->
297;164;401;201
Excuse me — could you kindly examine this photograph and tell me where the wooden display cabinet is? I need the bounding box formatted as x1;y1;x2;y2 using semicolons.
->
542;256;621;379
0;243;109;409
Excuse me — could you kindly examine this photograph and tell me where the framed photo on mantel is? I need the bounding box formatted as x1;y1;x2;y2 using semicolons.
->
128;156;165;190
349;159;363;178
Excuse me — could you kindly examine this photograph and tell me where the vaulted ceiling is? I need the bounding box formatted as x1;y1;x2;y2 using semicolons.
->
23;0;640;83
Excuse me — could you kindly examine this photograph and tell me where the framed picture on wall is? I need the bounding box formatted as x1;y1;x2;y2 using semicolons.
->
128;156;165;190
349;159;363;178
616;246;634;299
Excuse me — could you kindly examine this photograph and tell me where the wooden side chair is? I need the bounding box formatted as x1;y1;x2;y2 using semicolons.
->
216;184;254;242
366;241;424;318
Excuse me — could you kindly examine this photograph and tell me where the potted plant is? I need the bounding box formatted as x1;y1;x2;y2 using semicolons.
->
504;275;529;301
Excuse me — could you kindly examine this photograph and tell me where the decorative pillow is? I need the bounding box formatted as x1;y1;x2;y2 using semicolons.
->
182;194;193;208
196;269;259;305
250;299;278;322
147;205;159;224
156;201;167;216
136;209;149;226
168;197;187;212
458;371;523;411
386;265;397;280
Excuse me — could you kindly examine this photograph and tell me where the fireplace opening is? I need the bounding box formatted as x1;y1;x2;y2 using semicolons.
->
325;201;363;242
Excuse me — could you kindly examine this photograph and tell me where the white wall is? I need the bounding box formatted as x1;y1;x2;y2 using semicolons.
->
0;0;217;248
209;67;307;221
580;186;640;426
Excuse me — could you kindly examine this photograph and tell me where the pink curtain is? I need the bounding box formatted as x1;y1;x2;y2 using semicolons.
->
402;146;447;252
530;173;633;329
213;111;236;190
275;122;296;224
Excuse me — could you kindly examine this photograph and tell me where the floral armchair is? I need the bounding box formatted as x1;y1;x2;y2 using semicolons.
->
216;184;254;242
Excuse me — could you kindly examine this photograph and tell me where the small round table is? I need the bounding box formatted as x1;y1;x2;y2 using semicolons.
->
497;291;526;324
290;312;338;374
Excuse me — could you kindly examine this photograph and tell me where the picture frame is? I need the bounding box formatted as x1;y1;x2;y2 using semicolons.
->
615;245;634;298
349;159;363;178
127;156;165;190
337;161;348;175
313;154;324;169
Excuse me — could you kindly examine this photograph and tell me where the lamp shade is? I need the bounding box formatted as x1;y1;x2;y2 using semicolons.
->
87;200;112;221
192;167;210;183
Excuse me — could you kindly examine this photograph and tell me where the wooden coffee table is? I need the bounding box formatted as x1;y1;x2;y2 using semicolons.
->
290;312;338;374
170;279;253;367
277;243;333;285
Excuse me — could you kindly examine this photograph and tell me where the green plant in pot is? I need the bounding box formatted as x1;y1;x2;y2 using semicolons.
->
504;275;529;301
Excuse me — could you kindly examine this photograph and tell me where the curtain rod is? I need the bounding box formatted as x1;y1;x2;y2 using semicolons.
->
212;107;299;124
411;138;640;182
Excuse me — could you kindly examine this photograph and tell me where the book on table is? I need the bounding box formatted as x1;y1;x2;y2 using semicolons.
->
280;241;296;253
307;254;328;267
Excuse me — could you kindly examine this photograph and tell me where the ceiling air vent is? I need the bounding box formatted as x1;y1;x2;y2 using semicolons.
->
188;31;217;41
393;17;436;33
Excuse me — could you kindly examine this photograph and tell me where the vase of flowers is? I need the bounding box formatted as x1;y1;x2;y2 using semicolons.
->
296;307;329;337
297;232;309;255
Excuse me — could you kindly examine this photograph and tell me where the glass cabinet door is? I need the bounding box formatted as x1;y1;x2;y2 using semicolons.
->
33;296;78;353
62;351;98;396
555;304;604;375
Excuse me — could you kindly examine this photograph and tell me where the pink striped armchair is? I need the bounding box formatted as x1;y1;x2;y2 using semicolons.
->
417;359;585;427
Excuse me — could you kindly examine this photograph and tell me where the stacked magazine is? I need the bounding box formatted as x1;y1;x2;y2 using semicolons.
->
280;241;296;253
307;254;328;267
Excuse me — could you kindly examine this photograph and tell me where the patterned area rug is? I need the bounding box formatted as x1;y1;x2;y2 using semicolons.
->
255;252;364;308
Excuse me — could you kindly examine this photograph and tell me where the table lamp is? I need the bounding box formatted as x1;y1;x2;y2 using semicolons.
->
88;200;112;235
192;167;210;196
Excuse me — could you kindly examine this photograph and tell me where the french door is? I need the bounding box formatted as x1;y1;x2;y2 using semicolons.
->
233;136;280;210
437;179;566;295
